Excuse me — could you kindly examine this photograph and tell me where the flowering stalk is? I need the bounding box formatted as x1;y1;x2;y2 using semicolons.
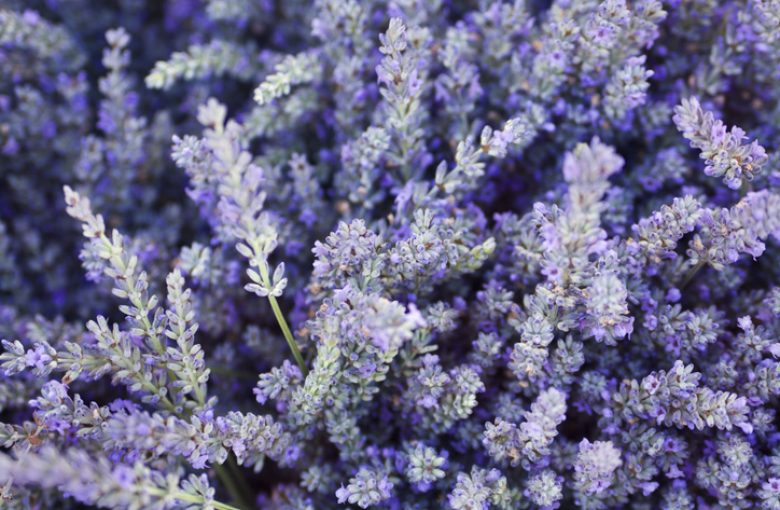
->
238;216;306;376
269;294;304;373
174;98;307;375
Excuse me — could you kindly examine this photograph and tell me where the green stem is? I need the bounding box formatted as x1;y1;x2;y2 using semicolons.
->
212;501;245;510
226;455;255;506
680;261;705;289
215;464;252;510
739;179;752;198
258;261;307;376
208;365;259;380
193;378;206;408
174;491;243;510
268;294;306;374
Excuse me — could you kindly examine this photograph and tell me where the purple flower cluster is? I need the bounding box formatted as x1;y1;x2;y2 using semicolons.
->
2;1;780;509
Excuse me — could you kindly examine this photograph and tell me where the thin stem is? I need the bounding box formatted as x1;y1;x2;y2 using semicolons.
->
680;261;705;289
213;501;244;510
268;294;306;374
739;179;752;198
215;464;252;510
208;365;259;380
174;491;243;510
258;260;307;376
226;455;255;506
193;378;206;408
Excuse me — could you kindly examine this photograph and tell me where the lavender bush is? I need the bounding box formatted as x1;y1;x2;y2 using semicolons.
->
2;0;780;508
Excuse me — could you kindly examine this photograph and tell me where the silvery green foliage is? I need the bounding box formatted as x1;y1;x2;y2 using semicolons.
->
0;9;82;66
253;52;321;106
146;40;263;90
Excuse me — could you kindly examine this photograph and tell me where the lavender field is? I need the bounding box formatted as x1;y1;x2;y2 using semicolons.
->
1;1;780;509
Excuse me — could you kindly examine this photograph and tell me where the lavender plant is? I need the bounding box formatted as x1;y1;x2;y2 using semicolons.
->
2;1;780;509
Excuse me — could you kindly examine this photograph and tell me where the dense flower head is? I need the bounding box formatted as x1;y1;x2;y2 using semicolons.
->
448;466;509;510
311;219;384;292
526;470;563;510
335;467;393;509
2;1;780;509
574;439;623;495
673;97;768;189
402;441;447;490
